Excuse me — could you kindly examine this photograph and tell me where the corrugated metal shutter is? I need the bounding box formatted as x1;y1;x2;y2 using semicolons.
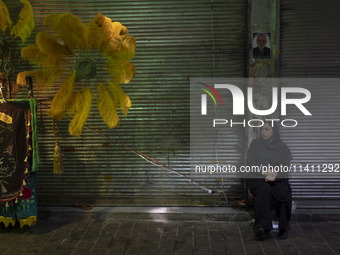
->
4;0;248;206
280;0;340;208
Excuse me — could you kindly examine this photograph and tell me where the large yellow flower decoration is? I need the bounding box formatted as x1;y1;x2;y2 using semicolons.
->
17;13;136;136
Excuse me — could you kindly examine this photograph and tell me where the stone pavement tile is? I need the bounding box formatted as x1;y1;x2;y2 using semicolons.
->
175;241;193;255
49;227;73;244
39;241;62;255
94;235;114;249
209;235;227;255
24;233;54;252
114;221;134;241
143;241;160;255
207;221;226;231
146;221;163;240
177;222;193;244
299;223;327;245
160;234;175;249
193;247;210;255
91;248;109;255
289;223;317;253
71;248;92;255
193;235;210;250
108;240;127;255
273;233;299;255
76;241;95;251
312;244;336;254
237;222;263;255
53;247;74;255
194;222;208;236
3;247;21;255
131;221;149;235
260;235;280;254
314;222;340;252
161;222;178;238
0;232;18;248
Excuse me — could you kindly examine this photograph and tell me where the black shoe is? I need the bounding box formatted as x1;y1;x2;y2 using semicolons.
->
278;229;288;240
254;228;265;241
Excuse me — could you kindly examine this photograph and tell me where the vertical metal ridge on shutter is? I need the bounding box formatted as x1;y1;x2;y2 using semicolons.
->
280;0;340;208
4;0;247;206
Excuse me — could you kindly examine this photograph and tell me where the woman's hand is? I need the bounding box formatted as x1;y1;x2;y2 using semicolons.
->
265;171;278;182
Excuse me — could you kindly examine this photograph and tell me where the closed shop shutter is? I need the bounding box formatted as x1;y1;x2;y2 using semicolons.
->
280;0;340;208
4;0;248;206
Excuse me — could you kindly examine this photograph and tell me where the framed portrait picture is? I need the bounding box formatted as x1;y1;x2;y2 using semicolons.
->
252;33;271;59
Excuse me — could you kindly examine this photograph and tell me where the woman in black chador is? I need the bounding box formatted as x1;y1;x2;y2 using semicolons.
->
246;121;292;241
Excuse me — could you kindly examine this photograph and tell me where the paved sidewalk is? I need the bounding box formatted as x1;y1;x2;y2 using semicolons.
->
0;207;339;255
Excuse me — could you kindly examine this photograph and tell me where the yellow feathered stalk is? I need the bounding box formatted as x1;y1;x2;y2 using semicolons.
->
104;35;136;60
43;13;86;51
36;32;70;65
95;14;128;51
10;0;34;44
85;15;105;50
16;71;31;87
21;45;48;66
106;58;135;84
108;82;131;116
0;0;12;33
97;83;119;129
31;69;63;88
47;70;76;120
68;88;92;137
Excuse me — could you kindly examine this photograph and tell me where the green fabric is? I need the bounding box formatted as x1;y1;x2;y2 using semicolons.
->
29;99;39;172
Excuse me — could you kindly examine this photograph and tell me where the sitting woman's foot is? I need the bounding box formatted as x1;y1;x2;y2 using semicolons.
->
278;229;288;240
254;228;265;241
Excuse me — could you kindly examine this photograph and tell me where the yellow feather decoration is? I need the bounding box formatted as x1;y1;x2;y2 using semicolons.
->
108;82;131;116
21;44;63;69
68;88;92;137
17;70;62;88
97;83;119;129
10;0;34;44
43;13;86;51
95;14;128;51
104;35;136;60
106;58;135;84
0;0;12;33
31;69;63;88
36;32;70;61
47;70;76;120
16;71;30;87
21;46;48;66
85;15;105;50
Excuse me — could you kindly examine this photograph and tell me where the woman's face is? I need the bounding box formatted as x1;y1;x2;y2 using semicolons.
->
261;123;273;141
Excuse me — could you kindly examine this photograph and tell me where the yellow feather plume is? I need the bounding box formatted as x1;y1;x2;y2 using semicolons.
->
36;32;70;60
108;82;131;116
31;69;63;88
85;15;105;50
21;45;47;66
47;70;76;120
17;70;62;88
43;13;86;51
16;71;31;87
0;0;12;33
10;0;34;44
106;58;135;84
21;44;63;69
104;35;136;60
68;88;92;137
97;83;119;129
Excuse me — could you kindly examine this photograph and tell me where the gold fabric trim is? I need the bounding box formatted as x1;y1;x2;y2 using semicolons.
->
0;216;37;228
